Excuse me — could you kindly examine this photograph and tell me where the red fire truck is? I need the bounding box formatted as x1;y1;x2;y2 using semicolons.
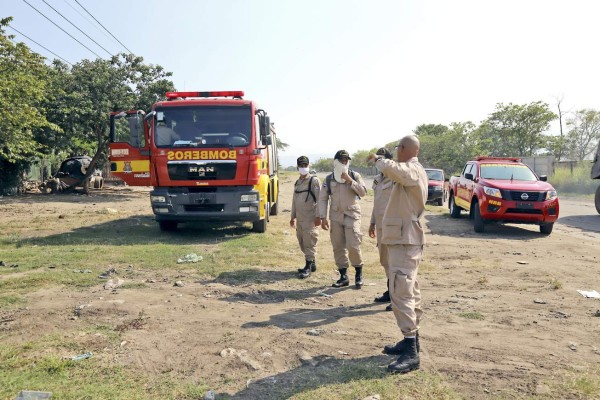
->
108;91;279;232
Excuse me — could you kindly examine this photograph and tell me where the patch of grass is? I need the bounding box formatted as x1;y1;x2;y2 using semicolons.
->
550;367;600;398
458;312;485;320
0;295;25;309
550;277;563;290
119;282;148;289
477;276;488;285
289;370;460;400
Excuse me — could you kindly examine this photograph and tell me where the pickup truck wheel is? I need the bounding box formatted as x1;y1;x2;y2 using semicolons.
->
473;203;485;233
540;222;553;235
449;195;461;218
595;186;600;214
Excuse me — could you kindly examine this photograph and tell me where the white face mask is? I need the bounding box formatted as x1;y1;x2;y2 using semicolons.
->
298;167;310;176
333;159;349;183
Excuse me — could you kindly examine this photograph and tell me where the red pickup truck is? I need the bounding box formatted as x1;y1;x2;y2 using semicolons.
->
447;157;559;234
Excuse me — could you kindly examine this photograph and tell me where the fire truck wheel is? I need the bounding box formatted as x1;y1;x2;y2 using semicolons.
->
595;186;600;214
252;203;269;233
270;199;278;215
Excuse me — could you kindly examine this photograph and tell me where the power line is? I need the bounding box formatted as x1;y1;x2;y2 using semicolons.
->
21;0;103;58
8;25;73;65
62;0;114;43
41;0;113;57
73;0;133;54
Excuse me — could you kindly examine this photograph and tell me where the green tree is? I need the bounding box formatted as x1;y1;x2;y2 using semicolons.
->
416;122;478;175
477;102;557;157
565;109;600;160
0;17;54;193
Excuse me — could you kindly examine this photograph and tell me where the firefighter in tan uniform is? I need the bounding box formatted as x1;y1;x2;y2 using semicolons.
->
318;150;367;288
368;147;394;311
368;135;428;374
290;156;321;279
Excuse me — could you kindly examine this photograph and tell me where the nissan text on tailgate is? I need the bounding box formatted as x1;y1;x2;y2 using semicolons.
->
448;157;559;234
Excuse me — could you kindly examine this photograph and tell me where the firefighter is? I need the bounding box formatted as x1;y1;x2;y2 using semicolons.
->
318;150;367;288
368;147;394;311
367;135;428;374
290;156;321;279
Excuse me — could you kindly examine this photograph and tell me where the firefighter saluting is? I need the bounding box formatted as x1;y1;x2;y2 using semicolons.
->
290;156;322;279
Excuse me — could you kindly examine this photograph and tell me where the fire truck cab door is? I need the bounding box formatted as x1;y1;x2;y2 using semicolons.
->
109;110;151;186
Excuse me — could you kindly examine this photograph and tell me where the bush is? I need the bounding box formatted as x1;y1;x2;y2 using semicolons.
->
550;163;598;195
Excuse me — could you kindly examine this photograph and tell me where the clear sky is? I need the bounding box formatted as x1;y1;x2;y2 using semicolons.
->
4;0;600;166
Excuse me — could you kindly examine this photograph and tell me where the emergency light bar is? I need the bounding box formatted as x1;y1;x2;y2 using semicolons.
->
165;91;244;99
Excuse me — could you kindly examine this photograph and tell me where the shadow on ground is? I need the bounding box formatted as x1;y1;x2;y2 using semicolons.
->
425;213;552;239
242;302;382;329
218;354;392;399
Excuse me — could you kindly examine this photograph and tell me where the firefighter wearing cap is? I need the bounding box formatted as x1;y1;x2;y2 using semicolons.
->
290;156;321;279
318;150;367;288
369;147;394;311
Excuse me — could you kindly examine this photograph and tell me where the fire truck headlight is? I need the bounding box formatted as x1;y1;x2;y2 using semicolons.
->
483;186;502;198
151;195;167;203
241;194;258;202
545;190;558;200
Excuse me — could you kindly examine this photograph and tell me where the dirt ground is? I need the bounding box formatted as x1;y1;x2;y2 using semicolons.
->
1;177;600;399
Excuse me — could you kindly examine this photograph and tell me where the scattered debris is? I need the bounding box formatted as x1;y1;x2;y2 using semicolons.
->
298;350;318;366
203;390;216;400
362;395;381;400
14;391;53;400
146;279;156;283
174;281;185;287
98;268;117;279
0;261;19;268
74;304;91;317
577;290;600;299
220;348;237;357
177;253;203;264
549;310;569;319
103;278;124;290
69;352;93;361
317;292;333;298
516;261;529;265
72;269;92;274
568;343;577;351
594;310;600;317
533;298;546;304
307;329;325;336
337;350;349;355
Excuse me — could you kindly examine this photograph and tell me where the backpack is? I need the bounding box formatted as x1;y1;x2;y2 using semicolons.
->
294;175;317;203
325;170;360;198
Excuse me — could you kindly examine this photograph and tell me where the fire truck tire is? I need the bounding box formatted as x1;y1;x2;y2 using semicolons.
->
270;199;278;215
595;185;600;214
159;221;178;231
449;195;462;218
473;202;485;233
252;203;269;233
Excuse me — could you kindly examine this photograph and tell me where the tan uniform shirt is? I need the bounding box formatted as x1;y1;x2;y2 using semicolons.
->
291;176;321;227
370;173;394;227
318;172;367;223
375;157;428;245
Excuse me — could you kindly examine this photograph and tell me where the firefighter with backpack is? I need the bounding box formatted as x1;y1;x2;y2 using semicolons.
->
318;150;367;288
290;156;322;279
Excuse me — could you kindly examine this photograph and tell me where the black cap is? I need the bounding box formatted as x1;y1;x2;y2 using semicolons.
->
376;147;393;159
334;150;351;160
297;156;309;165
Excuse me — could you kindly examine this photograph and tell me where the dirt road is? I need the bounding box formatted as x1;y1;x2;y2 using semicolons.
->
1;179;599;399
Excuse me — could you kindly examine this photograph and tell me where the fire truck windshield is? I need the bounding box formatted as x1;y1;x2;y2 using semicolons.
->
154;105;252;148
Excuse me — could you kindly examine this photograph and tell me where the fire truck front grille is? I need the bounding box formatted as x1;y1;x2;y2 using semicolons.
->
168;162;236;181
184;204;225;212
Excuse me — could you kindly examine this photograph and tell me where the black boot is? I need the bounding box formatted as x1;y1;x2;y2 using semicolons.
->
354;266;363;289
383;332;420;354
374;280;390;302
387;337;419;374
332;268;349;288
299;260;311;279
297;260;311;273
385;303;393;311
309;260;317;272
